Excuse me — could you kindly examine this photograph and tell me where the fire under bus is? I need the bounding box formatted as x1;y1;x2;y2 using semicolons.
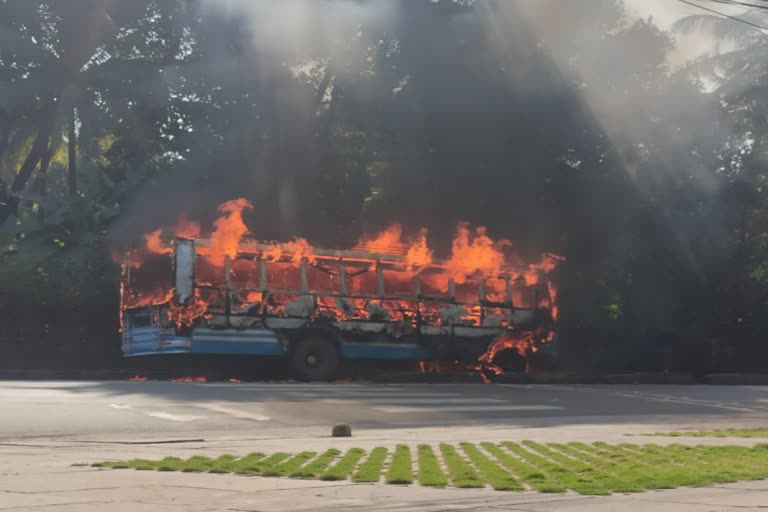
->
120;236;557;381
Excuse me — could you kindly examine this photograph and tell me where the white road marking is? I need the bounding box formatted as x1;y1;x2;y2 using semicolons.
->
195;404;271;421
373;405;566;413
231;386;406;392
525;384;761;412
290;392;462;399
110;403;132;409
145;412;206;422
320;398;507;404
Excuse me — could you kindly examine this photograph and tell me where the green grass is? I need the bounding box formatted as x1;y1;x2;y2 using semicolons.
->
439;443;484;488
417;444;448;487
180;455;215;473
460;443;523;491
352;447;388;483
648;428;768;438
91;441;768;493
525;441;643;493
256;452;310;476
480;442;566;493
291;449;341;478
385;445;414;485
320;448;366;481
208;454;241;473
264;452;317;477
502;442;610;495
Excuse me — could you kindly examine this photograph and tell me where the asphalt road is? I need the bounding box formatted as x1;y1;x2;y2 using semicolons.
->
2;380;768;440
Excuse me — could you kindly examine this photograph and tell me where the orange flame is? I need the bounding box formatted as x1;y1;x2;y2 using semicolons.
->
122;288;174;310
479;331;535;365
446;222;509;284
175;213;201;239
170;376;208;383
360;223;405;253
145;229;172;255
406;228;433;269
282;237;316;265
120;198;565;369
204;198;253;266
168;291;210;327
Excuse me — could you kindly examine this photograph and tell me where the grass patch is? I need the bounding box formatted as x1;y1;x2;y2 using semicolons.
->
352;447;388;483
525;441;643;493
264;452;317;477
180;455;215;473
502;442;610;495
291;449;341;478
461;443;522;491
649;428;768;438
239;453;292;475
91;442;768;493
208;454;240;473
386;445;414;485
439;443;484;488
320;448;366;481
480;442;566;493
417;444;448;487
156;457;185;472
130;459;163;471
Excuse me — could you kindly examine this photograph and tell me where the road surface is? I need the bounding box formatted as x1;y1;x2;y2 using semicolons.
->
2;380;768;439
2;381;768;512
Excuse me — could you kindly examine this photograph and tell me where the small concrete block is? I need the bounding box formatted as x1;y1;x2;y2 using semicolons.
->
332;424;352;437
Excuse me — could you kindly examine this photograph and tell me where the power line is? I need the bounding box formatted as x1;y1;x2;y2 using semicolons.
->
675;0;768;31
708;0;768;11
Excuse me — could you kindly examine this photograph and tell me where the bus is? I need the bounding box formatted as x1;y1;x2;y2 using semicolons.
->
119;236;557;380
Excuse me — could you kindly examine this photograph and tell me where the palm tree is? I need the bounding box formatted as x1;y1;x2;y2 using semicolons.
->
674;9;768;102
0;1;161;225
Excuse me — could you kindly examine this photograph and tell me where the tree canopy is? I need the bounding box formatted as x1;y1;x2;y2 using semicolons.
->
2;0;768;373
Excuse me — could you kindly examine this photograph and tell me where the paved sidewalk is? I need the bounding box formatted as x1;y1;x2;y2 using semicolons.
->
2;424;768;512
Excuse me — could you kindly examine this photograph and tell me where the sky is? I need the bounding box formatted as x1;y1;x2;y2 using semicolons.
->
625;0;740;66
625;0;704;28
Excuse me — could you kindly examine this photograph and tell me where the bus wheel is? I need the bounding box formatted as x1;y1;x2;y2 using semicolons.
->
291;335;340;382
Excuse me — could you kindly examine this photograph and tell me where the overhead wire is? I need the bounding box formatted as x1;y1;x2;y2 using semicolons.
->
675;0;768;31
707;0;768;11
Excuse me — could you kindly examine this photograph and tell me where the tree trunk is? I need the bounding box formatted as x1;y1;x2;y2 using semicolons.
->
0;116;52;225
0;106;9;168
35;138;57;223
67;107;77;195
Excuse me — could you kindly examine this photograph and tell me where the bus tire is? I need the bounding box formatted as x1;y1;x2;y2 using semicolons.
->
291;335;340;382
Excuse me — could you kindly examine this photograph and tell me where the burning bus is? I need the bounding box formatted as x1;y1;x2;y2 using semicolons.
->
119;199;562;381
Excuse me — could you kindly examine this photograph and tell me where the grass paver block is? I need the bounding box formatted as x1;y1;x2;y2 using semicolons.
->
92;441;768;493
386;445;414;485
352;447;388;483
320;448;366;481
417;444;448;487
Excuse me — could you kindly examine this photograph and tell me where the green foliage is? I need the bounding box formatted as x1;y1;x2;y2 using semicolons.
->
2;0;768;374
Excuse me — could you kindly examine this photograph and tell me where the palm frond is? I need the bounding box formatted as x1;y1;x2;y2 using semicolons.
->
673;14;764;45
